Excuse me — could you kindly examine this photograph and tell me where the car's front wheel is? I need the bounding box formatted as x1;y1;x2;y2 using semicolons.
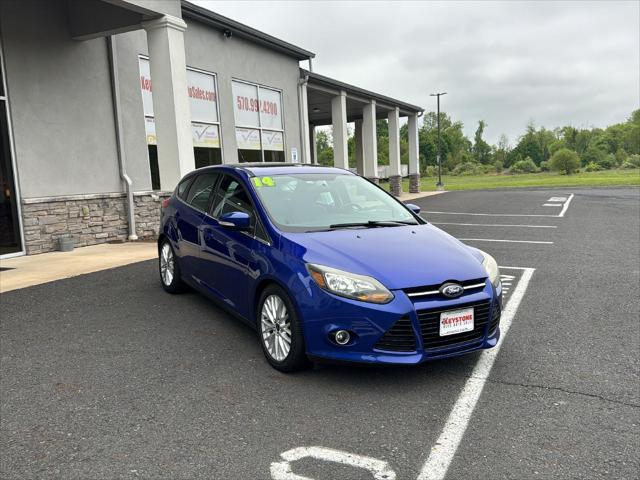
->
159;239;185;293
258;285;310;372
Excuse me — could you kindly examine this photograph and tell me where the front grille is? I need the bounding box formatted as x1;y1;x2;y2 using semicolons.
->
403;278;487;300
418;300;492;351
488;302;501;336
374;317;416;352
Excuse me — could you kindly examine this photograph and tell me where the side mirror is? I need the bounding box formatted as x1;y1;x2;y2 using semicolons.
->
406;203;421;215
219;211;251;231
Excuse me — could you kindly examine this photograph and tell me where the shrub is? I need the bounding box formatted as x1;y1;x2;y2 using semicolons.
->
585;162;602;172
615;148;628;166
494;160;504;174
423;165;438;177
622;154;640;168
549;148;581;175
509;157;539;174
539;160;550;172
451;162;483;176
596;154;616;170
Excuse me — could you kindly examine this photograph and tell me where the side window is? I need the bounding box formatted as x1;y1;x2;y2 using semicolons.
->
177;176;194;200
211;175;256;228
186;173;219;212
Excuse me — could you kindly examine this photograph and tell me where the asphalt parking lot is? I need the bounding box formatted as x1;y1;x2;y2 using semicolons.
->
1;186;638;479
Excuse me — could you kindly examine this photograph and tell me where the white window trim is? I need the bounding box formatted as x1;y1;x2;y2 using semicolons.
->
231;77;286;162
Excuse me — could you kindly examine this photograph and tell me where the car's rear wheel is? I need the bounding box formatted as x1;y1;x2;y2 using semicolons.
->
258;285;310;372
159;239;185;293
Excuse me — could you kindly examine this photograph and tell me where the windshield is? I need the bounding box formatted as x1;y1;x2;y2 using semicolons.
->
250;173;420;232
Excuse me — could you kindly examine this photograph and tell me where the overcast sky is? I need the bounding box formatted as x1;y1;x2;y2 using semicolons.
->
195;1;639;145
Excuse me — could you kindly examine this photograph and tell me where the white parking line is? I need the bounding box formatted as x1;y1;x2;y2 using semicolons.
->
426;192;576;219
425;211;559;218
558;193;575;217
458;238;553;245
432;222;557;229
418;267;535;480
548;196;567;202
543;203;562;207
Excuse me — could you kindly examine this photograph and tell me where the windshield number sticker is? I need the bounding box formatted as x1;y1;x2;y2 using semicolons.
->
261;176;275;187
252;177;275;188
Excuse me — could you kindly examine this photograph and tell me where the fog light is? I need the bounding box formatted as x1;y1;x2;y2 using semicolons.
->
334;330;350;345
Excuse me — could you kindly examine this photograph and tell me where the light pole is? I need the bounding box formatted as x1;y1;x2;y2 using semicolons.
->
430;92;447;189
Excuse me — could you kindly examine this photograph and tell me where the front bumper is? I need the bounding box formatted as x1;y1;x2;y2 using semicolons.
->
300;281;503;365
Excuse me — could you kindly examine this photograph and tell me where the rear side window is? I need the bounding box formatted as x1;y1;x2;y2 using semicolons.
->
176;176;194;200
186;173;219;212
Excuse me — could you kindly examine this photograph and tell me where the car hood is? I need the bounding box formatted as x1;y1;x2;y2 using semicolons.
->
283;224;488;290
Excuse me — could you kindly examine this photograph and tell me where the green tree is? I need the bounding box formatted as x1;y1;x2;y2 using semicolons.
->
581;145;607;166
315;130;333;166
473;120;492;164
549;148;580;175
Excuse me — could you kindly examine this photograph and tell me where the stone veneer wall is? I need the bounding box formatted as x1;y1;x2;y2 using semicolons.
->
409;173;420;193
21;191;171;255
389;175;402;197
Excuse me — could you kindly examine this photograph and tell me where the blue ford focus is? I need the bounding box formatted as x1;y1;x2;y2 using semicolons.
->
158;164;502;372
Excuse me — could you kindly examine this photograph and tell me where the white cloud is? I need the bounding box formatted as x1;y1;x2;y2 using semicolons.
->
194;0;639;144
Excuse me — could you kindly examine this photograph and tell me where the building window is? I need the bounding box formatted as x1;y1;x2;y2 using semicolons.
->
232;80;285;163
139;58;222;190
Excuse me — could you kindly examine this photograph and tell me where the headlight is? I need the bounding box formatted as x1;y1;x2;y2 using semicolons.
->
306;264;394;304
479;250;500;287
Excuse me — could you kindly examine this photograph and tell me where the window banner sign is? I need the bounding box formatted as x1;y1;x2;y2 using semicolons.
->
187;69;218;123
232;81;260;127
144;117;156;145
235;127;261;150
258;87;283;130
139;59;154;117
192;123;220;148
139;58;218;124
262;130;284;151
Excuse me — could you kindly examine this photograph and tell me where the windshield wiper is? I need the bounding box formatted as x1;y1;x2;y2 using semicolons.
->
327;220;417;229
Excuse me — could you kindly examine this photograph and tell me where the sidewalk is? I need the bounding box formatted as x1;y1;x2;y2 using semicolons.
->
397;190;446;202
0;242;158;293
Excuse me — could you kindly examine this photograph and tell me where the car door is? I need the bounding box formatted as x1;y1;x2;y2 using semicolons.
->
175;171;220;279
198;173;263;318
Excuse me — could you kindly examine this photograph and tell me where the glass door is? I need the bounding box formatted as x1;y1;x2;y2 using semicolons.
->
0;39;23;256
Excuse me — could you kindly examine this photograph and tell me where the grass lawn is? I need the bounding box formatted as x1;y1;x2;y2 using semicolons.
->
381;169;640;192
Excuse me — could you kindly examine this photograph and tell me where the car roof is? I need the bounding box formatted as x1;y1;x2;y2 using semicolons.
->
194;163;354;177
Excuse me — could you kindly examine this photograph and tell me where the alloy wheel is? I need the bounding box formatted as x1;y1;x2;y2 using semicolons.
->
260;294;292;362
160;243;174;286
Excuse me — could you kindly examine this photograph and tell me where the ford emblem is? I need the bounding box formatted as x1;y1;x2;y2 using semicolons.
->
440;282;464;298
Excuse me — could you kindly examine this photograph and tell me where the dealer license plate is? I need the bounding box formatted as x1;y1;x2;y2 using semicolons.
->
439;307;474;336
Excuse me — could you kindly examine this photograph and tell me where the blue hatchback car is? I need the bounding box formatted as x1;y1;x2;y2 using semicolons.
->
158;163;502;372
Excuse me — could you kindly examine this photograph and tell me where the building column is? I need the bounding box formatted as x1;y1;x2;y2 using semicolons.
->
354;119;364;175
300;80;311;163
388;107;402;196
362;100;378;182
331;90;348;169
408;113;420;193
309;125;317;164
142;15;194;191
311;125;318;165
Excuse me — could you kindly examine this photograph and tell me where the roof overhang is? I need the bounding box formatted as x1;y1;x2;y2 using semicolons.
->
301;69;423;125
181;1;315;61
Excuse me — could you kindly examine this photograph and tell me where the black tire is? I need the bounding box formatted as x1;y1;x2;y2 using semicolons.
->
257;285;310;372
158;239;186;294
